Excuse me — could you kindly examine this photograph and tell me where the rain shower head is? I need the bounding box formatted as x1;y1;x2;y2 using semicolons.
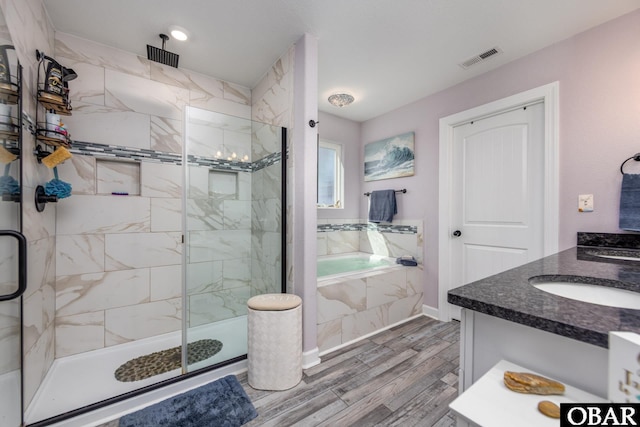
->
147;34;179;68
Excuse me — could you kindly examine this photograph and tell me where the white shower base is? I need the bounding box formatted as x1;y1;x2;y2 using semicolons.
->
25;316;248;425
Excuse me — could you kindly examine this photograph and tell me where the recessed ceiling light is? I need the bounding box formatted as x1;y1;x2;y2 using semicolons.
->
169;26;189;41
328;93;355;107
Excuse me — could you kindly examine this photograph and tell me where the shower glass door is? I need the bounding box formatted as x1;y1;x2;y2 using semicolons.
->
183;107;285;372
0;231;24;427
0;28;22;426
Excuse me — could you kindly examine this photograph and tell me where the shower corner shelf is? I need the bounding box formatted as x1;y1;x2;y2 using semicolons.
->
33;50;75;161
0;81;19;105
35;86;72;148
37;89;72;116
34;87;73;160
34;128;71;148
0;126;19;142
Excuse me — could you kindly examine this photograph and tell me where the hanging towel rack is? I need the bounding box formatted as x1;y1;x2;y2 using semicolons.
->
620;153;640;174
364;189;407;196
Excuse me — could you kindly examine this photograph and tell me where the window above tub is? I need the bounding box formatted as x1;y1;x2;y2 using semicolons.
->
317;139;344;209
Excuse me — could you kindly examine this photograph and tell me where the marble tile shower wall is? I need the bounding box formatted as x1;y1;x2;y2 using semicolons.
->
250;122;283;298
185;111;252;328
52;32;256;358
317;219;423;263
251;46;294;294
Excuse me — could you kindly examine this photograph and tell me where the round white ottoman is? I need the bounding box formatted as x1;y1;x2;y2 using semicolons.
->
247;293;302;391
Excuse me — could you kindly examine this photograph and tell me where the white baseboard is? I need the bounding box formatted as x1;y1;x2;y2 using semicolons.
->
318;313;426;357
302;347;321;369
422;304;439;320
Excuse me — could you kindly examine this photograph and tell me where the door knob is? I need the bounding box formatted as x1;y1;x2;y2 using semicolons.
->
452;230;462;237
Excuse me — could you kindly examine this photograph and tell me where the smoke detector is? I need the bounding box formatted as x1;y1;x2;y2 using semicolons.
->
459;46;503;69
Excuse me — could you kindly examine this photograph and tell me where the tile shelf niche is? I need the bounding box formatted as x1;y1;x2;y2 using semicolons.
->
96;158;141;196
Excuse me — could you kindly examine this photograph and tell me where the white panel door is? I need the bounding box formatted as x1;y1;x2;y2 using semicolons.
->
449;103;544;319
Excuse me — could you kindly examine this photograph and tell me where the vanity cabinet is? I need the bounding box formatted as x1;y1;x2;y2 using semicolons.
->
448;242;640;400
450;359;606;427
458;309;608;397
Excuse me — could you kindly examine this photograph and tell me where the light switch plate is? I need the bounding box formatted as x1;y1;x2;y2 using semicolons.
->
578;194;594;212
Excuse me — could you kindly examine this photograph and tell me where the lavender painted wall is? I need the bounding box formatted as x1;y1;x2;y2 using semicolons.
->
360;10;640;308
318;111;361;220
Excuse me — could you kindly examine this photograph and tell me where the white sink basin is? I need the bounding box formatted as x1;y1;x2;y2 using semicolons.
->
531;279;640;309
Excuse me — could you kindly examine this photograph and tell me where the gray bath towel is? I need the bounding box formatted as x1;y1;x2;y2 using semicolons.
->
368;189;397;223
619;174;640;231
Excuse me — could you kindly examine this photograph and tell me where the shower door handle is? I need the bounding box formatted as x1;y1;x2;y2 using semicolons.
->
0;230;27;301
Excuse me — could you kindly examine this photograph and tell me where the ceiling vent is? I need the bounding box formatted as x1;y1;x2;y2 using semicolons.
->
459;46;503;69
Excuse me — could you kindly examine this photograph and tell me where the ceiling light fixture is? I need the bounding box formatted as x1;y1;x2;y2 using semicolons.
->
328;93;355;107
169;25;189;41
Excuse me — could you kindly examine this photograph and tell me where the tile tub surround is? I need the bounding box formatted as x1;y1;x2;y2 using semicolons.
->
447;245;640;348
316;263;423;353
317;220;423;263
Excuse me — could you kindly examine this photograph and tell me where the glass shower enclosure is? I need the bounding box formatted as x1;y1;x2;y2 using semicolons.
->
182;106;286;373
25;107;286;425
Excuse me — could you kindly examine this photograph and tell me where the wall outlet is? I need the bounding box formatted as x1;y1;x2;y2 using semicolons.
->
578;194;594;212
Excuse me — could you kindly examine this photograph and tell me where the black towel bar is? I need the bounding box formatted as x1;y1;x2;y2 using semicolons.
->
620;153;640;174
364;189;407;196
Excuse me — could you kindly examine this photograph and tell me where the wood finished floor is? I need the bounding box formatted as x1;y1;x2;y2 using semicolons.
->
240;315;460;427
96;315;460;427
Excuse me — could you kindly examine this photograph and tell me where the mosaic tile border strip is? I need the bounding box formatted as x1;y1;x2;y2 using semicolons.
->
369;224;418;234
68;140;280;173
317;223;417;234
252;151;282;172
188;154;251;172
317;224;362;232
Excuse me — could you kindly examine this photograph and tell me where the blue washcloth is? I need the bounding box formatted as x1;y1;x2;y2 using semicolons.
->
44;167;72;199
619;174;640;231
0;163;19;194
368;189;397;223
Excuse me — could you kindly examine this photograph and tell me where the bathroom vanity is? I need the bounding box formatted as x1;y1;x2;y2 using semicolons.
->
448;232;640;399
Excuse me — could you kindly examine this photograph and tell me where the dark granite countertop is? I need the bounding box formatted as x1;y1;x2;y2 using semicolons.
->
447;233;640;349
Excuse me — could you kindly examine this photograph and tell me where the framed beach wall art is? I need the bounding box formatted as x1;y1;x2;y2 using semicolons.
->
364;131;415;181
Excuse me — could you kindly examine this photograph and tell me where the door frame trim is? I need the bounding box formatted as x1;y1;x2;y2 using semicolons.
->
437;82;559;321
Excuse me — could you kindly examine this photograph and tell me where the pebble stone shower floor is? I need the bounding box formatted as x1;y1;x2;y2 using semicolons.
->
114;339;223;382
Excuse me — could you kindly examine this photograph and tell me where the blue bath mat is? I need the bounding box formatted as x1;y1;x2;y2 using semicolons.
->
118;375;257;427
